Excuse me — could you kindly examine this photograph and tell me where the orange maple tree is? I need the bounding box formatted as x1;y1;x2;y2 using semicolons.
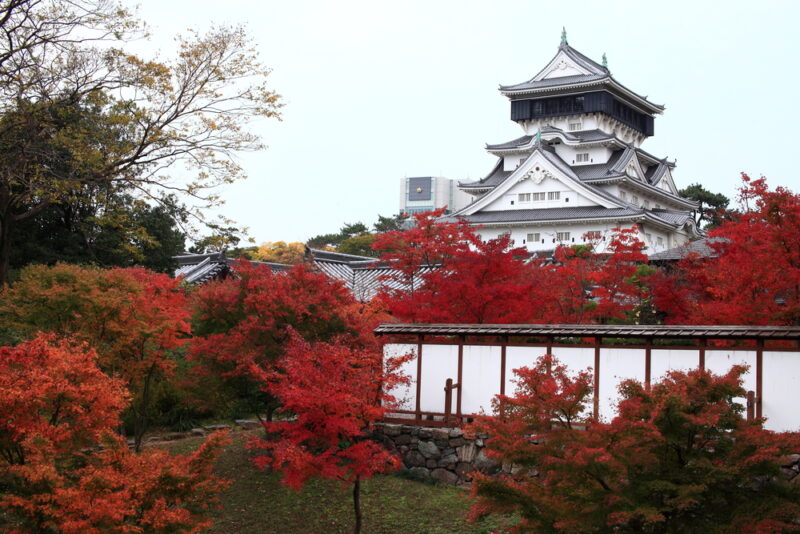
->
0;335;229;534
0;263;191;450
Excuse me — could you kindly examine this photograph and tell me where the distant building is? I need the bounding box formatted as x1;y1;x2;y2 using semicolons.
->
399;176;471;215
444;31;701;254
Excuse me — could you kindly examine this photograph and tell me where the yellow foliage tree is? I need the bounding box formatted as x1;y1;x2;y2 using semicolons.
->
0;1;283;284
253;241;306;264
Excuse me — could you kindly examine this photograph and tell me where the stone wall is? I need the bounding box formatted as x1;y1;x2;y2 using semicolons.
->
372;422;501;486
374;423;800;488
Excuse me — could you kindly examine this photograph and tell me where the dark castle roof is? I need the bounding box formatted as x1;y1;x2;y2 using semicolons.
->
499;42;664;114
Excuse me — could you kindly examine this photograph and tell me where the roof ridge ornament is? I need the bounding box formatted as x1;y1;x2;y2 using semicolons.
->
561;27;568;45
602;52;608;68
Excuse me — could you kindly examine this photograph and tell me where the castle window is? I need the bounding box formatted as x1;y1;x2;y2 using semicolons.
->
548;191;561;201
518;193;531;202
557;231;571;241
632;195;639;205
644;200;651;209
576;153;590;163
568;121;582;131
620;191;627;201
527;232;540;242
656;236;664;247
532;192;546;201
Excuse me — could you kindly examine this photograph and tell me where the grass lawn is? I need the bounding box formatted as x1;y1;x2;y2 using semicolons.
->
163;431;509;534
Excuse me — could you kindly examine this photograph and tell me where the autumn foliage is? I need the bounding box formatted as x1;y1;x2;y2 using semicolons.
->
373;209;651;324
0;264;190;450
0;335;229;534
190;260;384;421
250;331;410;534
653;174;800;325
469;355;800;533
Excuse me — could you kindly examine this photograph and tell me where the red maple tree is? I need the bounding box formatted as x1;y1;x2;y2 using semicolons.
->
0;335;229;534
469;354;800;533
189;260;386;422
250;331;410;534
653;175;800;325
374;212;650;324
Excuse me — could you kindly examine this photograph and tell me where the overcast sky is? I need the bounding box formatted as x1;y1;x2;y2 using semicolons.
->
137;0;799;244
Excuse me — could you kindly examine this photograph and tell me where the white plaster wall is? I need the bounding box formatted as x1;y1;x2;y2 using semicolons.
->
504;346;595;398
419;344;459;414
460;345;502;415
553;144;612;166
383;343;418;412
763;351;800;432
475;223;639;253
386;343;800;430
597;349;647;422
650;349;701;382
503;155;526;172
705;350;757;413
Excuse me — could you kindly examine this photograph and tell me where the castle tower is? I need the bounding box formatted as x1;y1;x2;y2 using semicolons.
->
447;31;701;254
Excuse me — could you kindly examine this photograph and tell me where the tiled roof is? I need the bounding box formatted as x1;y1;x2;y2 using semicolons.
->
499;43;664;113
442;206;646;225
459;159;512;189
648;237;727;262
375;323;800;340
485;135;533;150
486;128;615;152
501;73;607;91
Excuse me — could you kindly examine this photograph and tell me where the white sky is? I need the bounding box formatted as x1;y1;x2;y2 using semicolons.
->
136;0;800;244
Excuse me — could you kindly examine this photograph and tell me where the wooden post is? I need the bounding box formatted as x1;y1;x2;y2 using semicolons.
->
456;335;464;418
756;338;764;419
500;335;508;396
698;337;706;371
415;335;423;424
645;337;652;390
443;378;453;424
746;390;756;421
593;337;601;419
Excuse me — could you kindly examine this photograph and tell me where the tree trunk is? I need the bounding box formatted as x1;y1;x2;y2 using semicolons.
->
0;213;12;286
352;476;362;534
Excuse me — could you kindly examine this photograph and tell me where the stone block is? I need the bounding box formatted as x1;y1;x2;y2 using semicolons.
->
382;424;403;436
395;434;412;446
426;459;438;468
235;419;261;430
418;440;440;458
190;428;206;437
432;428;451;441
431;468;459;486
404;450;426;468
438;453;458;469
203;424;231;432
449;437;467;447
475;450;500;474
161;432;187;441
457;443;477;463
781;454;800;467
418;429;432;439
409;467;430;479
449;428;464;438
455;462;474;478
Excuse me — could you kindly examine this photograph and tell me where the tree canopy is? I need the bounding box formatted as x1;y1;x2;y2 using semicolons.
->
0;0;282;283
